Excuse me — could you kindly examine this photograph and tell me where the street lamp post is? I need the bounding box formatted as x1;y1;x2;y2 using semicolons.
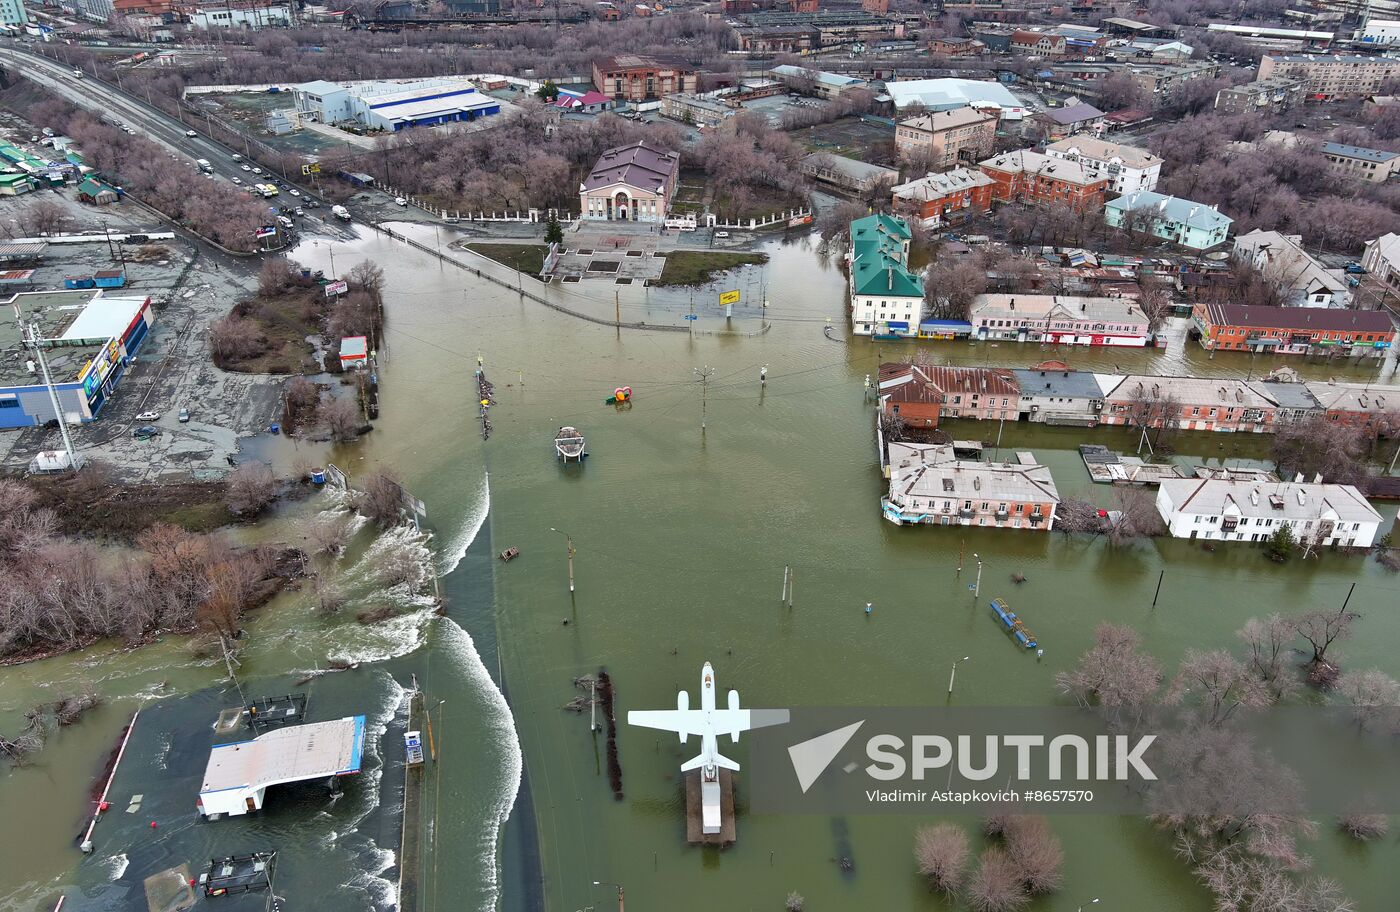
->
550;527;575;593
948;656;970;696
972;552;983;599
592;881;624;912
1079;899;1101;912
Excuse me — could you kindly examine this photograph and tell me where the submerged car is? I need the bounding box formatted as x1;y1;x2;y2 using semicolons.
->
132;426;161;439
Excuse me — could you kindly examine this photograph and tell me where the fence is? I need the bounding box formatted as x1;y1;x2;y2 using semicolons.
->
376;188;577;225
372;223;768;337
709;207;813;231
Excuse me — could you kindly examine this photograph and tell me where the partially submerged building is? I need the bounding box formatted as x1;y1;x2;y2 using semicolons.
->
883;442;1059;530
198;715;367;818
848;214;923;337
1156;478;1382;547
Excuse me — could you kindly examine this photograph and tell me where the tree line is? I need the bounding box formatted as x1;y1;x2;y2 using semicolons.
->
24;98;269;252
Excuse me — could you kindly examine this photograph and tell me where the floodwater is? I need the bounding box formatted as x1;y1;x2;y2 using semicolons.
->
3;226;1399;912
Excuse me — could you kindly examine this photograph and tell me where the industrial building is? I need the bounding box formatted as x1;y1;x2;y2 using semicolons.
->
0;289;155;428
883;78;1031;119
293;78;502;132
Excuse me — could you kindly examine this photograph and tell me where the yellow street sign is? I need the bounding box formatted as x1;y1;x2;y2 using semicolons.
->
719;290;741;306
301;163;321;175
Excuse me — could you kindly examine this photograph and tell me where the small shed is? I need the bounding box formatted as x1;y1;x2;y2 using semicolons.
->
339;335;368;370
77;177;119;205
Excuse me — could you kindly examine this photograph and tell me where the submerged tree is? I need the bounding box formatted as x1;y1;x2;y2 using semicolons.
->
914;823;970;895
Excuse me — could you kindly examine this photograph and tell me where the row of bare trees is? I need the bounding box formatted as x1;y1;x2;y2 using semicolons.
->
0;478;281;661
1055;615;1398;911
25;100;268;252
1145;113;1399;254
914;816;1064;911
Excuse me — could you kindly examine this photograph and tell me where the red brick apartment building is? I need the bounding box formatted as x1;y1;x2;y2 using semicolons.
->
978;149;1109;212
1192;302;1396;359
878;363;1021;427
592;55;698;102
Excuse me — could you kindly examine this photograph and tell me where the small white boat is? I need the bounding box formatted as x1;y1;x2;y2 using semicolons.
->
555;427;586;462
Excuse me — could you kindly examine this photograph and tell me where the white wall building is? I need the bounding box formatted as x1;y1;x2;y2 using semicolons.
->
1359;18;1400;45
1155;478;1383;547
293;78;503;131
188;3;291;29
969;294;1152;346
1043;136;1162;195
1232;229;1351;308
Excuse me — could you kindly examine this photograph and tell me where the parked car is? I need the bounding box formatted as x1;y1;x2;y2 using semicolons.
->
132;426;161;439
178;408;190;423
185;129;197;137
136;411;160;421
714;231;730;239
395;197;408;206
241;164;252;172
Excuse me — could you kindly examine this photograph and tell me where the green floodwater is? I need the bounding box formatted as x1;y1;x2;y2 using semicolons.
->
3;226;1399;912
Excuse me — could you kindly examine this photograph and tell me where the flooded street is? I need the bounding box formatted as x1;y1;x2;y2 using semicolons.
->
3;225;1398;912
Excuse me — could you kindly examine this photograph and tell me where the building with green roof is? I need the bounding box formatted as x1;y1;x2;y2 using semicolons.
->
848;213;924;337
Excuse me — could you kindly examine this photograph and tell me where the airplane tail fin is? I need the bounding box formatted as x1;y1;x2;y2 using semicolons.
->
680;752;741;773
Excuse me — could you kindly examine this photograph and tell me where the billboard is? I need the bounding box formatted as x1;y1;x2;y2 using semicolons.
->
719;290;741;306
324;280;349;297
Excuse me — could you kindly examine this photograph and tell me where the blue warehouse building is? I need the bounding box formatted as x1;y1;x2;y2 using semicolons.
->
0;290;155;428
293;78;503;132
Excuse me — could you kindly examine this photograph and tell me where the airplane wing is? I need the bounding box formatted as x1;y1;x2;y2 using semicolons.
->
627;710;704;739
710;709;790;740
708;709;751;741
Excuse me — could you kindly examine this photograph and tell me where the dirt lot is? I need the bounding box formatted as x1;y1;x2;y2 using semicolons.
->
802;116;898;167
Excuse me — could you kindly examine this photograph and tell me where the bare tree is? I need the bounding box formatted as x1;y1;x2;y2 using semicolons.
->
210;315;269;364
358;468;404;529
1295;603;1359;671
1055;622;1162;732
1106;488;1166;545
226;462;277;517
1054;497;1103;536
320;396;363;443
1168;649;1273;726
1000;816;1063;895
1335;669;1400;733
783;891;804;912
307;513;353;556
1271;416;1368;486
22;200;71;237
1237;614;1299;700
1337;811;1389;841
1135;281;1173;335
925;252;989;321
914;824;970;895
259;258;297;297
967;847;1029;912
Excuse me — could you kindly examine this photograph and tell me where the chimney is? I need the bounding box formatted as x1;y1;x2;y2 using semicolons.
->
1313;473;1322;484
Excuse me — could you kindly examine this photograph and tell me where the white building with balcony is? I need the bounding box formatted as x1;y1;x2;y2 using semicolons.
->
1155;478;1382;548
1043;137;1161;195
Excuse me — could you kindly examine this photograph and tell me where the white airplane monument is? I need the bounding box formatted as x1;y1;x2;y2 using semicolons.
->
628;662;789;836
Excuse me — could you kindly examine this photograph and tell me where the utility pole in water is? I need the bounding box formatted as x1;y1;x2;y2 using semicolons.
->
694;366;714;432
